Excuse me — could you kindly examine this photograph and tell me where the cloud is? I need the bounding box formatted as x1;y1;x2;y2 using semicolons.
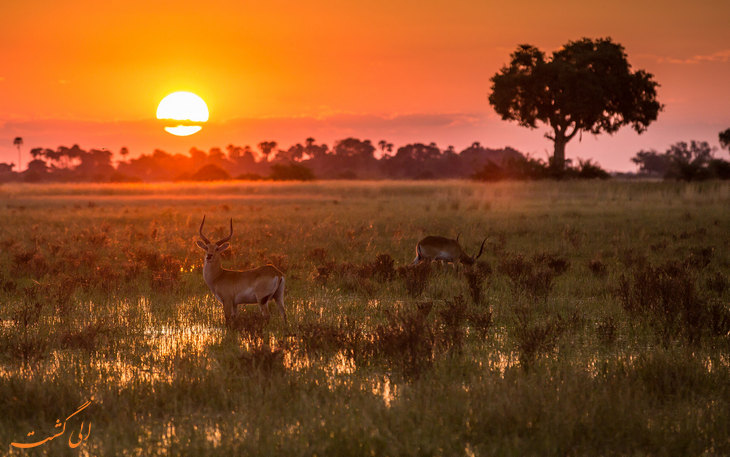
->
645;49;730;64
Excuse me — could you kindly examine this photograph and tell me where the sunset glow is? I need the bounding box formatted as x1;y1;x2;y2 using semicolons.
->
0;1;729;170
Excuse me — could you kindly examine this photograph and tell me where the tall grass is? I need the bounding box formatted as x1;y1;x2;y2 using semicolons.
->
0;180;728;455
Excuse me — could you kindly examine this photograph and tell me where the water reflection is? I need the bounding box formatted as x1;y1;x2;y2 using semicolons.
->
143;324;223;358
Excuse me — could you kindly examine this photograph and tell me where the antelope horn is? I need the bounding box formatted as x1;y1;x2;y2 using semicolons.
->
216;218;233;246
473;238;487;261
199;215;211;244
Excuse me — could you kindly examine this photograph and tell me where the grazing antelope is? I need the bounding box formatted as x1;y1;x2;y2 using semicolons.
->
412;235;486;266
196;216;287;327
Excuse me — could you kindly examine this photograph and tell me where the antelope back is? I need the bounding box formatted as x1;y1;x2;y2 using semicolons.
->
418;236;465;261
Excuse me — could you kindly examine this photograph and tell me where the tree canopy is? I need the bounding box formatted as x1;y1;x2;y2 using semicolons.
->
631;140;730;180
720;128;730;151
489;37;662;172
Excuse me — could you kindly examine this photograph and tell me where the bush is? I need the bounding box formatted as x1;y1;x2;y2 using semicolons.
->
189;164;232;181
398;262;432;297
511;304;565;370
499;252;569;300
616;261;724;345
574;159;610;179
464;261;491;304
270;163;316;181
374;305;436;378
472;154;610;180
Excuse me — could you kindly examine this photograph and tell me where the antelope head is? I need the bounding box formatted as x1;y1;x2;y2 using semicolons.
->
458;238;487;265
196;215;233;268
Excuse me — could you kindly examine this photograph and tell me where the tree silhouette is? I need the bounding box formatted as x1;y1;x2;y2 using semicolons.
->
631;150;669;176
13;137;23;171
489;37;662;172
720;128;730;151
377;140;393;158
303;138;329;160
631;140;729;180
257;141;278;162
333;138;375;159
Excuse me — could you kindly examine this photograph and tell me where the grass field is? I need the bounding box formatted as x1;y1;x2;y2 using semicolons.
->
0;180;728;456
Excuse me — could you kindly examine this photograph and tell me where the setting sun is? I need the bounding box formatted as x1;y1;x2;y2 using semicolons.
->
156;91;209;136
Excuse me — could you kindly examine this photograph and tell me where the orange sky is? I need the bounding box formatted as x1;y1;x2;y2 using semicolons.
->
1;0;729;171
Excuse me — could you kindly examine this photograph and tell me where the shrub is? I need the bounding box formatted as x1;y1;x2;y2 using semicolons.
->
360;254;396;282
374;305;435;378
397;262;432;297
574;159;610;179
472;155;610;180
270;163;316;181
464;261;491;305
617;261;717;345
511;304;565;370
189;164;232;181
499;252;568;300
467;306;494;340
436;295;468;353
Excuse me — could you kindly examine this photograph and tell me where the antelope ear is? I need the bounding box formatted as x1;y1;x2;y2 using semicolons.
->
196;240;207;250
216;242;230;252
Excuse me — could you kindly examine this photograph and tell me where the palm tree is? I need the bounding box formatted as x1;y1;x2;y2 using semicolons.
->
377;140;394;158
257;141;277;162
13;137;23;172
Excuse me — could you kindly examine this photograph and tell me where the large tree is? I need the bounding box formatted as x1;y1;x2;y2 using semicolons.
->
489;37;662;172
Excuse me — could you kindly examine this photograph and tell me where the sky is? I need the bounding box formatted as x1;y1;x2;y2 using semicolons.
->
1;0;729;171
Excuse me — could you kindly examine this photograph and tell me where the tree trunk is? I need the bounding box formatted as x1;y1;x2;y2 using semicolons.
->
551;134;567;173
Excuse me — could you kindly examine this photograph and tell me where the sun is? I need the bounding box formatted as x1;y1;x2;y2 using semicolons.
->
156;91;209;136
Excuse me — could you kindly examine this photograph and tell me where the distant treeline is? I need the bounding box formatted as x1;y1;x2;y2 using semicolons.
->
0;139;527;182
2;136;728;183
631;140;730;181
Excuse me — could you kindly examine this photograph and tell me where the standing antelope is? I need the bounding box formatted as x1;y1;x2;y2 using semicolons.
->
196;216;287;327
412;235;486;266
